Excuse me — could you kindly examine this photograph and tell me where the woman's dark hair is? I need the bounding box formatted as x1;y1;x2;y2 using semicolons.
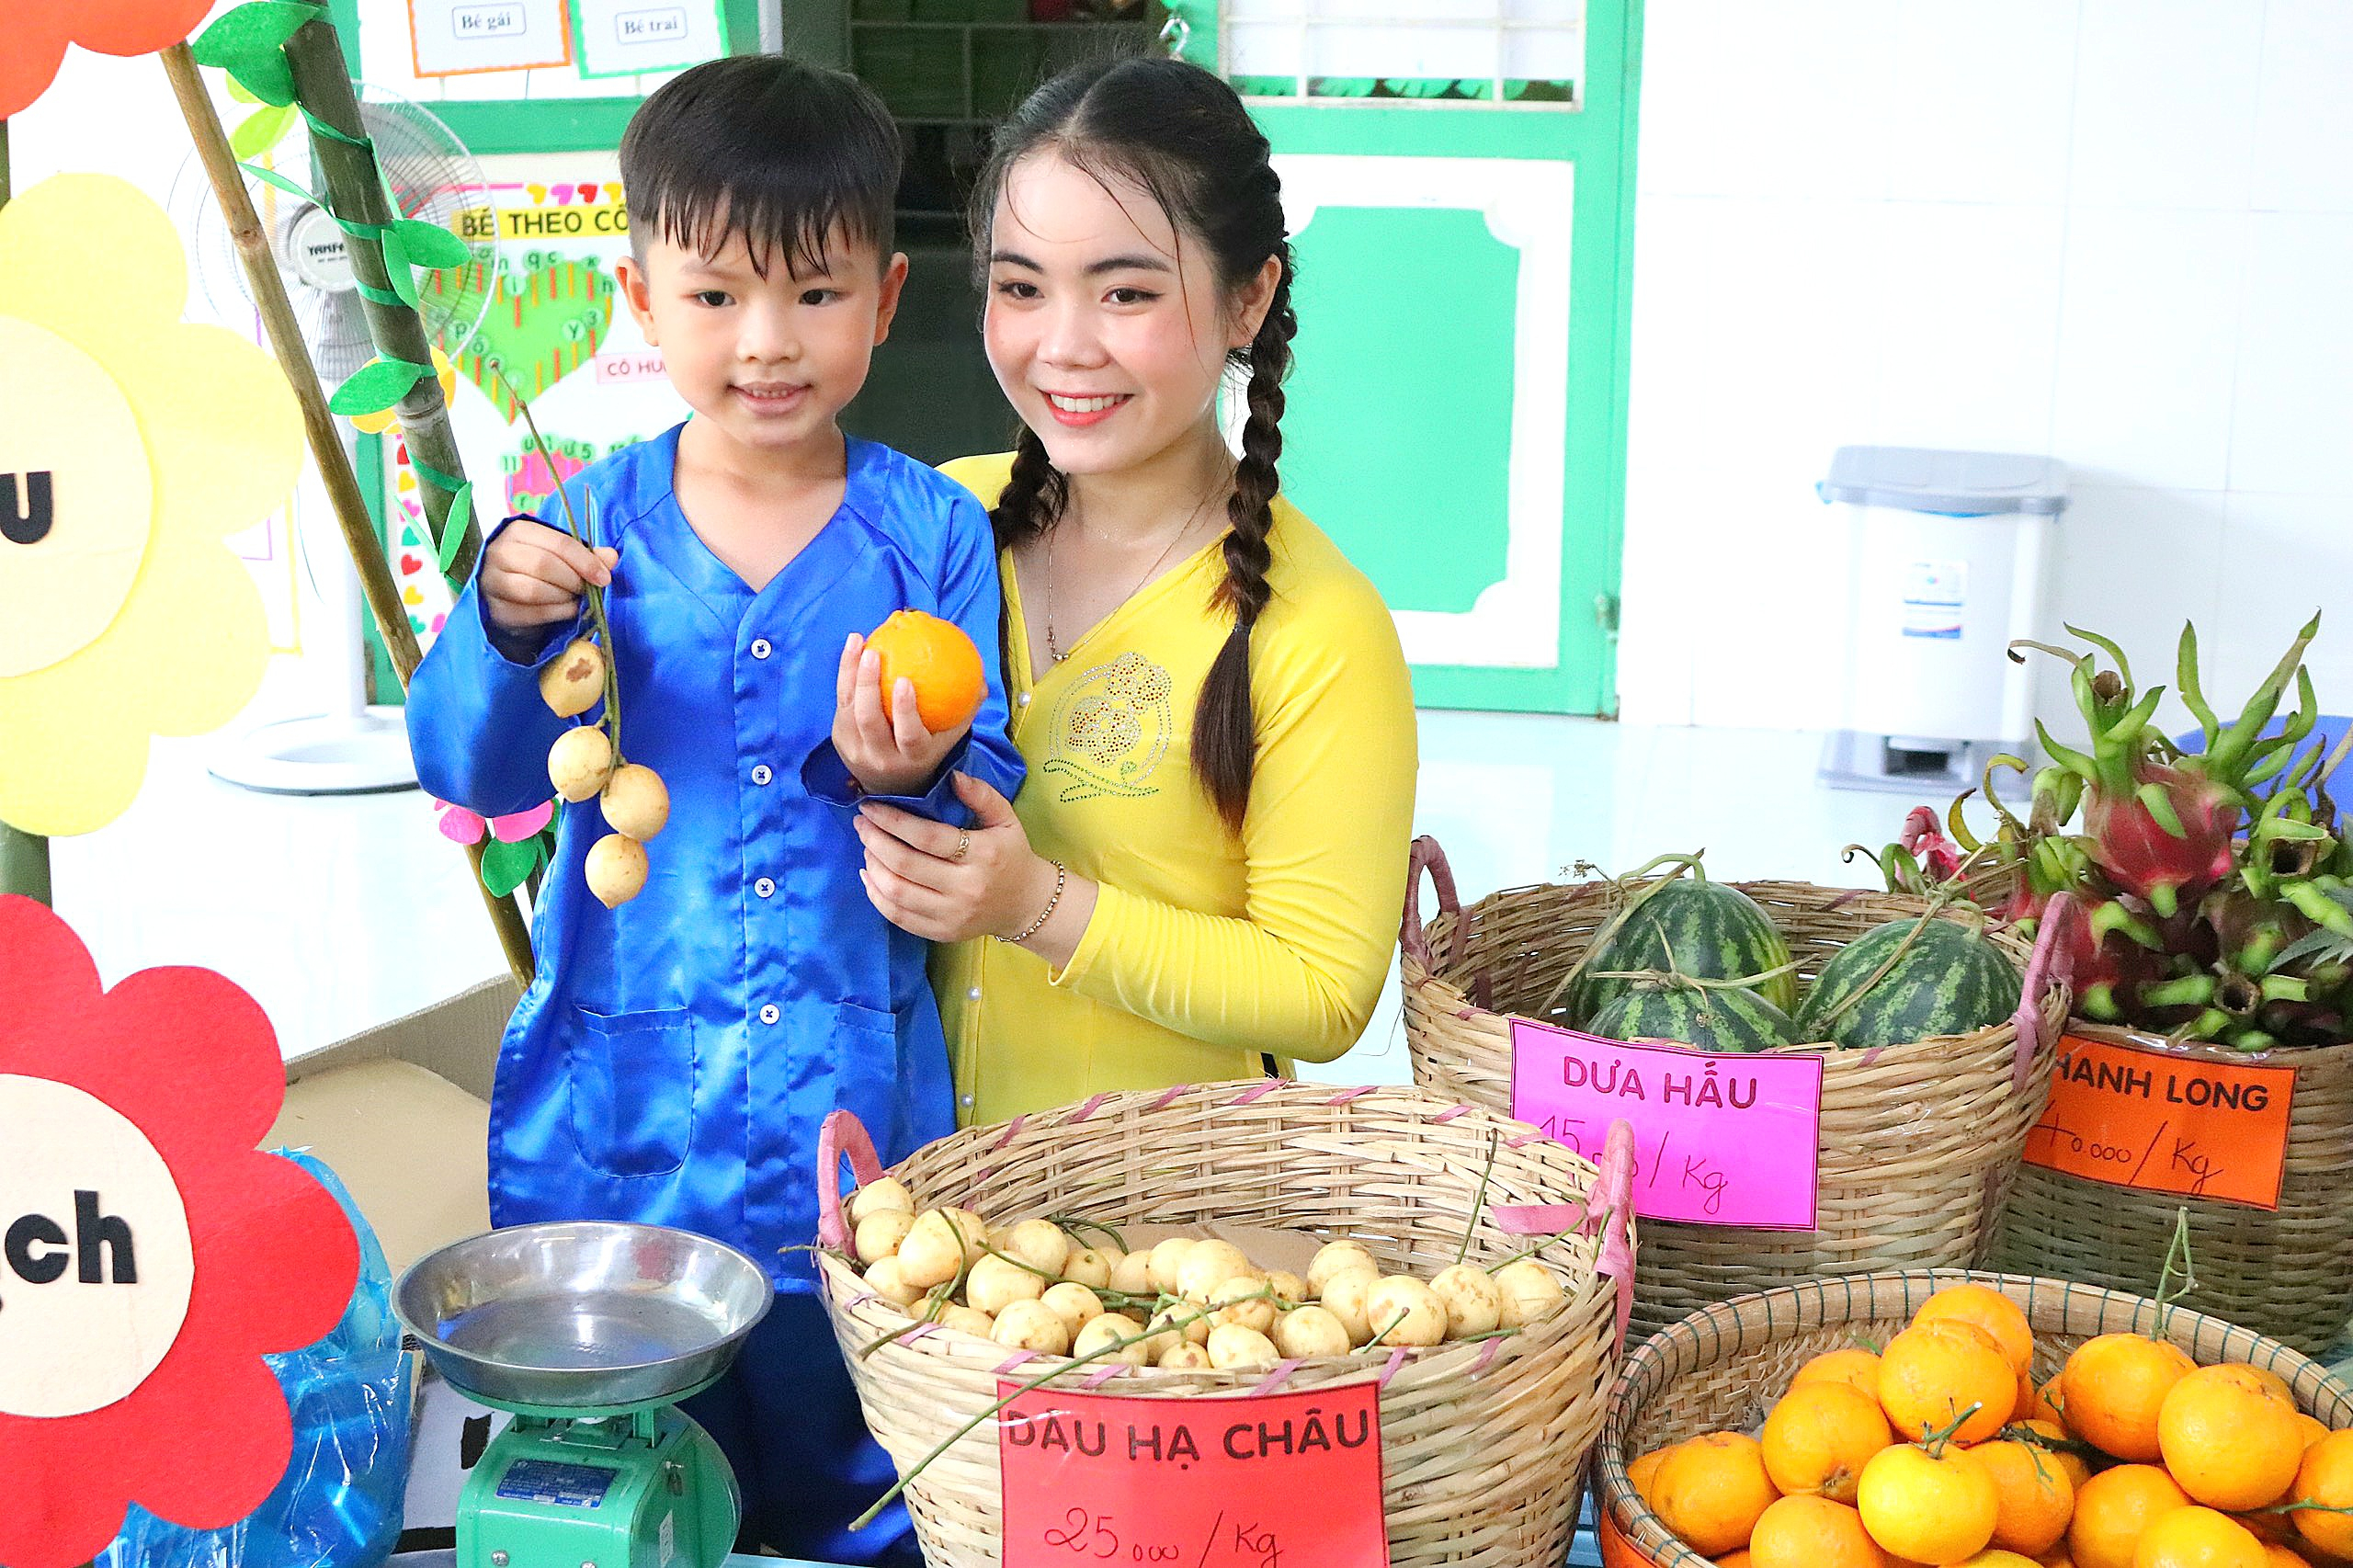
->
971;57;1295;835
620;54;900;278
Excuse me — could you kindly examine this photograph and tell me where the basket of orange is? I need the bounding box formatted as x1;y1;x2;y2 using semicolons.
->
1596;1269;2353;1568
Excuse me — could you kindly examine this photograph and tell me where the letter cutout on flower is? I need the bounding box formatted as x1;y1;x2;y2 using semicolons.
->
0;896;358;1568
0;175;302;835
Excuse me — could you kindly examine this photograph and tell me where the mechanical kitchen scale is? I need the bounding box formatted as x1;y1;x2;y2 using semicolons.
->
395;1221;772;1568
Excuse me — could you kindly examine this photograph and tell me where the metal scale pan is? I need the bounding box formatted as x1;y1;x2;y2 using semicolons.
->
394;1221;771;1416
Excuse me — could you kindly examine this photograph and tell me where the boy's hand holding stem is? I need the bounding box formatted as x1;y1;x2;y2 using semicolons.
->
481;519;619;633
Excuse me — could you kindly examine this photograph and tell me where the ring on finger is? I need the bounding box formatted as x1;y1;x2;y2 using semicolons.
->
952;830;972;863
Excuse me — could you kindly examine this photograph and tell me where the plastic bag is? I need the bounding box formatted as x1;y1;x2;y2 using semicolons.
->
102;1151;414;1568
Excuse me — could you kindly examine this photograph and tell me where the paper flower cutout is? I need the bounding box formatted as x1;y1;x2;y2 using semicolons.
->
348;345;460;436
1;0;214;118
435;797;553;845
0;896;358;1568
0;174;302;835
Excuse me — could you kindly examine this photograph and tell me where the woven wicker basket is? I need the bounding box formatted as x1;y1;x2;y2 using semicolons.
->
1992;1021;2353;1358
811;1083;1638;1568
1590;1269;2353;1568
1400;837;2067;1340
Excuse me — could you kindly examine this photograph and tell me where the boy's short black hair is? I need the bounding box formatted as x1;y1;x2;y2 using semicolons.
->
620;54;901;278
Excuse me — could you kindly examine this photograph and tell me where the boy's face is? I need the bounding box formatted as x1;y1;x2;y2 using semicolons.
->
615;222;907;459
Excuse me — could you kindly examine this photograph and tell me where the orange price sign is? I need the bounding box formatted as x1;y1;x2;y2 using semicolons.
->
2024;1033;2296;1210
999;1380;1388;1568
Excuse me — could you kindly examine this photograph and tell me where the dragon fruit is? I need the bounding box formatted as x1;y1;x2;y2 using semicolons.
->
1879;611;2353;1051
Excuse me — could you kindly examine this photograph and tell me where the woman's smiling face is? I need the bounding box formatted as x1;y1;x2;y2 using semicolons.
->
983;151;1267;478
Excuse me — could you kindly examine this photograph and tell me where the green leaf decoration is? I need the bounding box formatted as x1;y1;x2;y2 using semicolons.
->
239;161;323;208
229;102;300;161
479;835;542;899
437;483;474;581
329;358;429;416
381;225;422;309
394;218;472;271
191;1;319;106
226;75;262;105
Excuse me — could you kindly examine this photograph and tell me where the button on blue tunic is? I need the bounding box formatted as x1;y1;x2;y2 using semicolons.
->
407;426;1024;1292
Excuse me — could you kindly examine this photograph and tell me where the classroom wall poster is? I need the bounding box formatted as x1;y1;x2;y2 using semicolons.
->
406;0;573;78
386;153;688;655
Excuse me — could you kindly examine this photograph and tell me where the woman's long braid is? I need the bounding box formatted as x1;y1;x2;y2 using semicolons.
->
1193;256;1295;833
992;425;1064;553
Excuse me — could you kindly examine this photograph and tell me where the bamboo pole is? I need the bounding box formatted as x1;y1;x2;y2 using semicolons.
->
278;17;486;584
161;44;535;987
0;114;52;907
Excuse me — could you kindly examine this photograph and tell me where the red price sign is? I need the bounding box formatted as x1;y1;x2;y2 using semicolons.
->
998;1380;1388;1568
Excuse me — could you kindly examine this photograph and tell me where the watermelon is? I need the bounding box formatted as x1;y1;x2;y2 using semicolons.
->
1585;982;1800;1053
1574;877;1799;1022
1792;915;2022;1048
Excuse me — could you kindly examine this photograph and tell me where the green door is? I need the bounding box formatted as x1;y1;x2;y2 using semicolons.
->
1171;2;1642;714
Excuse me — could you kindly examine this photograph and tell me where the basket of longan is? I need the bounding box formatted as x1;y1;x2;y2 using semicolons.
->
1594;1269;2353;1568
812;1082;1641;1568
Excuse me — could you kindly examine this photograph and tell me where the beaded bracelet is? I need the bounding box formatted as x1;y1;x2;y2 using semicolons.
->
1002;860;1067;946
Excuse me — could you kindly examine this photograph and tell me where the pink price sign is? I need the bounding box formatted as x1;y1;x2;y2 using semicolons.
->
1508;1019;1824;1230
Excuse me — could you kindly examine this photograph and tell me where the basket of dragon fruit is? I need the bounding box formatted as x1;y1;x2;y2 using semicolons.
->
1898;614;2353;1358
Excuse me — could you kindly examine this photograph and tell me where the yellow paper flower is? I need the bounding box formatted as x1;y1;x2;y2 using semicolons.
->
347;344;459;435
0;175;301;835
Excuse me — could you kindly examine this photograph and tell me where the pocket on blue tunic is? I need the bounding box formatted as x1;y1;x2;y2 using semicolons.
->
568;1006;696;1177
832;1001;901;1148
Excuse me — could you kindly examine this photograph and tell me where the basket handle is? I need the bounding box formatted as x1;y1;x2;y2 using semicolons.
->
816;1108;884;1252
1401;835;1464;971
2010;890;2078;1090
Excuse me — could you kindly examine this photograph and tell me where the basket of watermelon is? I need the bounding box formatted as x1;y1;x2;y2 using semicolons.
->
1402;846;2067;1340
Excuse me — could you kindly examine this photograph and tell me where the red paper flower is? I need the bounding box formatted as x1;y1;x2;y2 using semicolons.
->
1;0;216;118
0;896;358;1568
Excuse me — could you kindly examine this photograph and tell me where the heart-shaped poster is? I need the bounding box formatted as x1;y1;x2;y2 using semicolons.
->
431;256;615;423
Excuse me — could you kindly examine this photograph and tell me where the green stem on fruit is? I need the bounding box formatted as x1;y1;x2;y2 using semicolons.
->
1455;1129;1498;1267
1540;852;1706;1017
503;366;622;763
2154;1207;2196;1337
1915;1403;1982;1460
2209;614;2323;777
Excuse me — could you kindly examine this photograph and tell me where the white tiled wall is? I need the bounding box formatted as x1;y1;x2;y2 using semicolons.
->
1618;0;2353;734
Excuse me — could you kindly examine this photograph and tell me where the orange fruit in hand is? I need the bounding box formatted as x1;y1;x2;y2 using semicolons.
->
1796;1347;1887;1402
1751;1494;1892;1568
2129;1506;2264;1568
1857;1441;1999;1564
1879;1323;2016;1445
1655;1432;1782;1557
1765;1381;1897;1504
2061;1335;2195;1461
1971;1438;2075;1556
865;609;985;733
2069;1464;2190;1568
2157;1365;2303;1511
2290;1429;2353;1559
1915;1285;2035;1377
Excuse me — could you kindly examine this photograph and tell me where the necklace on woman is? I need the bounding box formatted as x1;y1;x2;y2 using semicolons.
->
1041;470;1231;665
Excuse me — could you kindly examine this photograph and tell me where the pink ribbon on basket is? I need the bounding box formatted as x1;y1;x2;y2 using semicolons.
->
1489;1119;1638;1350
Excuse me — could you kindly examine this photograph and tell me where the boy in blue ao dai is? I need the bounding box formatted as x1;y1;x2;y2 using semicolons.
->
405;57;1018;1565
